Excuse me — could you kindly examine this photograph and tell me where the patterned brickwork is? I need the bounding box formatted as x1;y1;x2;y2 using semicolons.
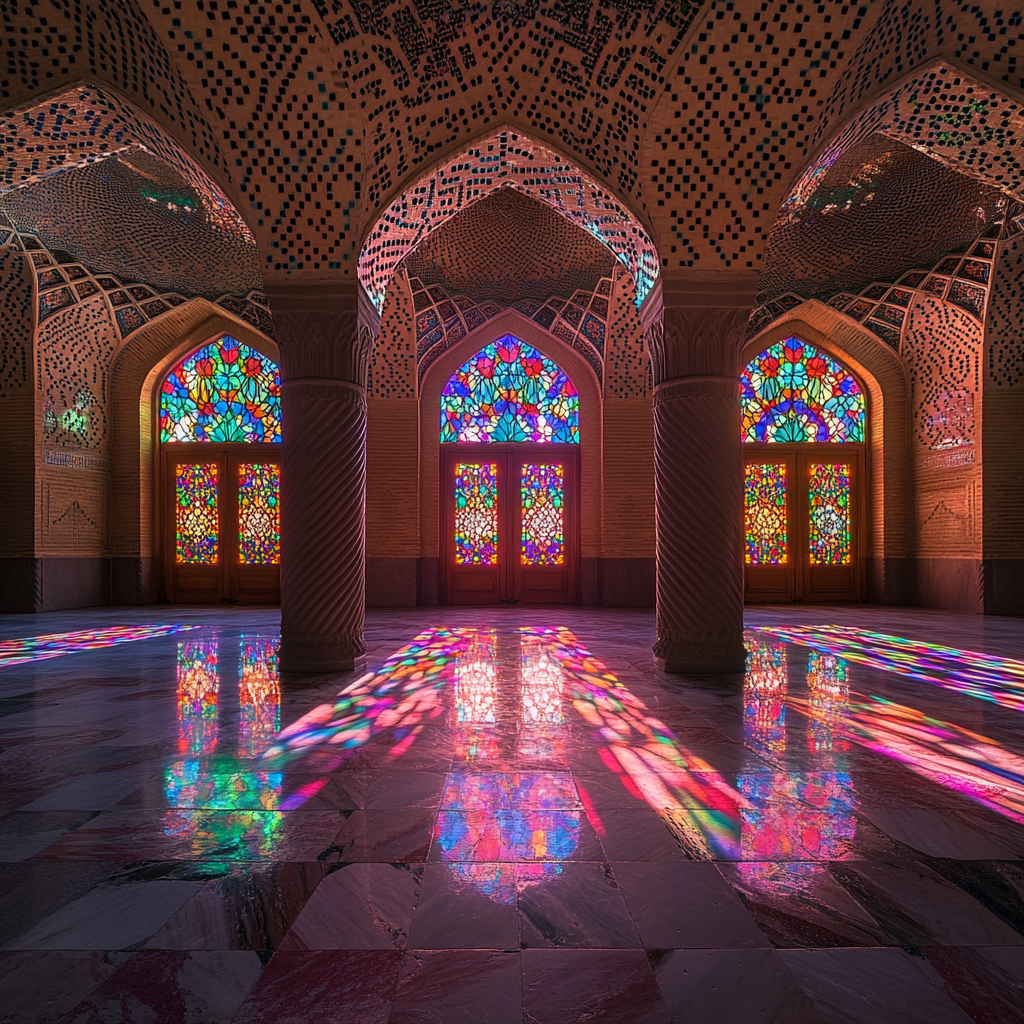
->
369;269;417;399
404;188;614;304
751;225;1003;352
760;137;1002;308
904;297;981;455
2;157;259;300
986;229;1024;388
359;126;659;311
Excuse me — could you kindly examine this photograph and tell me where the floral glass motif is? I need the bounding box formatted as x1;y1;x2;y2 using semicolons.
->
238;463;280;564
161;335;281;443
455;463;499;565
440;336;579;443
175;463;219;563
521;464;565;565
808;463;851;565
744;463;787;565
741;338;864;443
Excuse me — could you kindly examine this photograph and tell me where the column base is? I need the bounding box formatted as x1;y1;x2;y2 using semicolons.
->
280;634;368;677
653;638;747;675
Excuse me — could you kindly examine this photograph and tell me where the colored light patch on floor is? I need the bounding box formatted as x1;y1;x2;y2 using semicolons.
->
0;624;200;668
753;625;1024;712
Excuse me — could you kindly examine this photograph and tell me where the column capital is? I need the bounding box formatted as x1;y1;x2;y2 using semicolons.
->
265;281;380;386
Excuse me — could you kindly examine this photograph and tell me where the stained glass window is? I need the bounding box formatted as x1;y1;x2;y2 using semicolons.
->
808;463;851;565
161;335;281;443
741;338;864;443
238;463;280;564
454;463;498;565
744;463;787;565
440;335;579;443
175;463;219;563
521;464;565;565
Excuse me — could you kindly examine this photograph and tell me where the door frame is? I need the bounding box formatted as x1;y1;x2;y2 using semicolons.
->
160;443;281;604
439;444;581;605
743;443;867;604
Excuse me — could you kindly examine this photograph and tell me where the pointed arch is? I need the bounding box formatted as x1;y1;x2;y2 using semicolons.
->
108;300;278;603
743;303;912;604
358;126;658;315
160;335;281;444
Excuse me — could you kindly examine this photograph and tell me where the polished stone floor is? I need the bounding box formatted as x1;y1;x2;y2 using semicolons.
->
1;605;1022;1024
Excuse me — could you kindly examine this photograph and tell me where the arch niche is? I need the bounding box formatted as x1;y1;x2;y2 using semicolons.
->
419;310;602;606
109;302;280;605
740;306;912;604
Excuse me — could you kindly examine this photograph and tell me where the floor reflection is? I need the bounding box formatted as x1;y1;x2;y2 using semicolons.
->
164;635;286;857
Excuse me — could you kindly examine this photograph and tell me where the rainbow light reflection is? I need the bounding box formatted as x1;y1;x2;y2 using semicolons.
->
528;626;747;860
754;625;1024;712
437;632;580;903
164;637;291;859
0;624;200;668
266;628;473;763
790;692;1024;826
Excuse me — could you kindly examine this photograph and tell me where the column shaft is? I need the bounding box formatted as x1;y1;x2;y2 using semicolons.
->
268;286;377;675
653;376;745;672
279;378;367;672
643;281;754;674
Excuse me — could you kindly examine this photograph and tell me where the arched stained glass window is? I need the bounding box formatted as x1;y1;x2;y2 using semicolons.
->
440;335;579;443
161;335;281;443
741;338;864;443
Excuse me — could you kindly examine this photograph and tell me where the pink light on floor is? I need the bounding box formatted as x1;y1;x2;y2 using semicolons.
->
526;626;746;860
0;623;200;667
754;625;1024;712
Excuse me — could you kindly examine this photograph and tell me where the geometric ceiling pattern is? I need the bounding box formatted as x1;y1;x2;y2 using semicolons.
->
359;126;659;313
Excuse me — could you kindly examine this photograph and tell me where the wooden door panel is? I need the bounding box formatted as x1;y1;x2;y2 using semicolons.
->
744;447;865;604
511;454;576;604
743;457;795;603
441;447;579;605
165;453;225;603
229;456;281;604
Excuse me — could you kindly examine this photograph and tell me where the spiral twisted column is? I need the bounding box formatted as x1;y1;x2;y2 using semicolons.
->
642;276;755;674
268;283;379;676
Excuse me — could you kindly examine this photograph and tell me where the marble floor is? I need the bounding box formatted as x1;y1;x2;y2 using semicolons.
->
1;604;1022;1024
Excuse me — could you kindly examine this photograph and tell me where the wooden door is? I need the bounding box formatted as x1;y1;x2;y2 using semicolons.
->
441;447;579;605
510;451;578;604
744;447;864;604
227;454;281;603
164;447;280;604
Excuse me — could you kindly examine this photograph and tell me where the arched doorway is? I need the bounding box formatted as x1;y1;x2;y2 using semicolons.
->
741;337;867;603
439;335;580;605
160;334;282;604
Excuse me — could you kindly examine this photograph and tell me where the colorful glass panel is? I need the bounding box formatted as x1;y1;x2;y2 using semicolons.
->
454;463;498;565
741;338;864;443
521;464;565;565
175;463;219;563
744;463;787;565
440;335;579;443
808;463;851;565
238;463;280;564
161;335;281;443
